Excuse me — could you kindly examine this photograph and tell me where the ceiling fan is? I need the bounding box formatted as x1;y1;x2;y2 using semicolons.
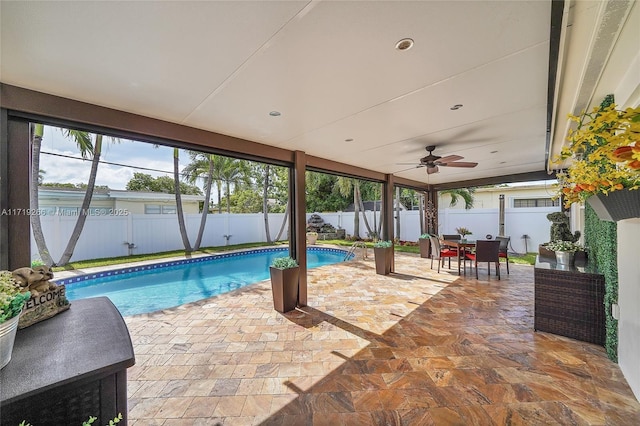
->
399;145;478;174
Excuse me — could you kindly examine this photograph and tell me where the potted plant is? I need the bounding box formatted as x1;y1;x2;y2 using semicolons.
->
306;231;318;245
418;233;431;258
545;240;585;266
373;240;393;275
455;227;472;241
554;102;640;221
269;256;299;313
1;271;30;369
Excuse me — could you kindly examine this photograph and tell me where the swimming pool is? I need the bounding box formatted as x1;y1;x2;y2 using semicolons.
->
60;247;351;316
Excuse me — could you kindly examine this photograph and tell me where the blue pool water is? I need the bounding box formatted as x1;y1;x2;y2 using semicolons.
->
61;247;350;316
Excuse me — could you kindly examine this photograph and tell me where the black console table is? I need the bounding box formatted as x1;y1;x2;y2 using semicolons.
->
0;297;135;425
534;256;606;346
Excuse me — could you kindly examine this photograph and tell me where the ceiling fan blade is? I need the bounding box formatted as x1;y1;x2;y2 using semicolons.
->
427;166;439;174
439;161;478;168
396;162;423;165
436;155;463;163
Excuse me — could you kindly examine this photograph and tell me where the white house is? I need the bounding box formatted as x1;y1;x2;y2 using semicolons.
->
38;187;204;215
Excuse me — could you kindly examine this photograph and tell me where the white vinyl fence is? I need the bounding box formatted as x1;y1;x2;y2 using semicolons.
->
31;207;559;263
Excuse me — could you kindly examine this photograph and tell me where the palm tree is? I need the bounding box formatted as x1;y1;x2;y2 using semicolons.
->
262;164;272;243
335;177;375;239
183;151;215;250
173;148;192;252
30;123;54;266
218;158;249;213
57;130;112;265
441;188;476;209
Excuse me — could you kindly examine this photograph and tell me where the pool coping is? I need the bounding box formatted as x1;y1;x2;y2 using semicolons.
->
54;245;352;286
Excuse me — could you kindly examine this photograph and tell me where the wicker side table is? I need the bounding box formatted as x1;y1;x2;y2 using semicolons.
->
534;257;606;346
0;297;135;425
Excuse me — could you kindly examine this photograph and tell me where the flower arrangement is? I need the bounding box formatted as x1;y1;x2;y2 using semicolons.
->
271;256;298;269
0;271;30;324
554;102;640;207
455;227;472;238
545;240;584;253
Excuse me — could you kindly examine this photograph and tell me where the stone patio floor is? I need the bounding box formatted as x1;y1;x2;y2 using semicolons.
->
119;249;640;425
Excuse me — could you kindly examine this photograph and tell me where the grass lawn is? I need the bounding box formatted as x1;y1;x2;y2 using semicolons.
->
52;239;537;272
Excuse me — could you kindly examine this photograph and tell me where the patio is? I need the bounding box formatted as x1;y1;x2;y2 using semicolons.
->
124;252;640;425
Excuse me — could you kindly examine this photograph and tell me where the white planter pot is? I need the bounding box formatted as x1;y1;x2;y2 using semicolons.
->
0;315;20;369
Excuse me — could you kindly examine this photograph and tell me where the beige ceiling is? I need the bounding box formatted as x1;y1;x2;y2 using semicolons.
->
1;1;556;185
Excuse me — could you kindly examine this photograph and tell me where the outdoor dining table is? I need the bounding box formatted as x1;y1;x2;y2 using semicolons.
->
441;239;476;275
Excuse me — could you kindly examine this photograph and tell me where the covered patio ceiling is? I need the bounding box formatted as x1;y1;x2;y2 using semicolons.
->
1;0;557;188
1;1;635;188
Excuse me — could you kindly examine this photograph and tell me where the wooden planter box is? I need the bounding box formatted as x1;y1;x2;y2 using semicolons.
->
418;238;431;258
269;266;299;313
374;247;393;275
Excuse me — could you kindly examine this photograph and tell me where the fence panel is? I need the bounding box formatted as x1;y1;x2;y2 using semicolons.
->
30;206;561;263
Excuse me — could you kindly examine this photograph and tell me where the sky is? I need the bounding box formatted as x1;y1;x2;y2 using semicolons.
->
40;124;557;193
39;125;198;191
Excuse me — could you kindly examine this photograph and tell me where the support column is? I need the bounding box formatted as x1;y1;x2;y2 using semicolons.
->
382;174;395;272
291;151;307;307
6;118;31;269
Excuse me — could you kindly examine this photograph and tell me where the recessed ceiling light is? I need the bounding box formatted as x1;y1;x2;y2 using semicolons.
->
450;104;463;110
345;138;354;142
499;161;507;164
490;150;499;154
395;38;414;51
269;111;281;117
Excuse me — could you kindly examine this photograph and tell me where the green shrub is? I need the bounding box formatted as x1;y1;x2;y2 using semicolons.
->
419;233;430;239
271;256;298;269
373;240;393;248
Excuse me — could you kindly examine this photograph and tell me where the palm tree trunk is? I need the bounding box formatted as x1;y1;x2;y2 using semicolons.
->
57;135;103;265
30;124;54;266
355;184;374;237
193;157;213;250
226;181;231;213
395;186;401;240
173;148;192;252
263;165;272;243
216;180;222;213
353;190;360;239
274;199;290;241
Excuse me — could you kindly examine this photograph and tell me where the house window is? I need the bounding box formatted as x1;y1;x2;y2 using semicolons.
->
144;204;161;214
145;204;177;214
513;198;559;208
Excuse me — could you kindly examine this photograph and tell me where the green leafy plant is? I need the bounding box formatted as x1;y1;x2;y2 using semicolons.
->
373;240;393;248
271;256;298;269
0;271;31;324
584;204;618;361
419;233;430;239
30;259;45;268
545;240;584;252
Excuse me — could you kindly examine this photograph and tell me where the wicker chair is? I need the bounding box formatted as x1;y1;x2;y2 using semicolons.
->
465;239;501;279
429;235;458;273
495;236;510;274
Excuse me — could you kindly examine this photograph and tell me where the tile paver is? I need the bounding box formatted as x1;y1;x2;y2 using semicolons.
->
118;249;640;425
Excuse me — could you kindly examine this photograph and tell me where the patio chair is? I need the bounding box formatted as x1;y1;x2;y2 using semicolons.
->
429;235;458;273
465;239;501;280
441;234;461;250
495;236;510;274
